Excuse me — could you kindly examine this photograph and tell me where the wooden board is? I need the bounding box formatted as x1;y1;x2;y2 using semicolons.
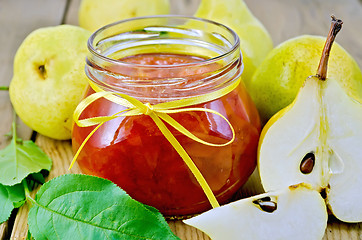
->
245;0;362;63
0;1;68;239
1;0;362;239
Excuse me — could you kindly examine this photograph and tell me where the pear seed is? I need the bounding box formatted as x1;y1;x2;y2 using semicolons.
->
253;198;277;213
257;196;271;202
300;152;315;174
320;188;327;199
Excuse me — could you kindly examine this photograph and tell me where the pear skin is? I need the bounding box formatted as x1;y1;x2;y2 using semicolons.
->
194;0;273;84
248;35;362;124
9;25;91;140
79;0;170;32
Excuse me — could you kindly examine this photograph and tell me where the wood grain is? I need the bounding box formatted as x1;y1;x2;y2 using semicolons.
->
0;224;8;240
245;0;362;66
325;218;362;240
1;0;362;239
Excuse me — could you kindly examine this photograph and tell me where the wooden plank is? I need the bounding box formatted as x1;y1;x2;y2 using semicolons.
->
0;1;69;239
64;0;80;25
9;134;362;240
0;224;8;240
5;0;362;239
169;221;210;240
10;135;263;240
245;0;362;65
325;218;362;240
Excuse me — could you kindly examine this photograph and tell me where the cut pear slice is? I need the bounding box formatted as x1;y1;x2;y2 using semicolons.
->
184;184;327;240
258;76;362;222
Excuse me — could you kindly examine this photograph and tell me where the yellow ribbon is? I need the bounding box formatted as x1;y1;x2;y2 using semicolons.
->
70;77;241;209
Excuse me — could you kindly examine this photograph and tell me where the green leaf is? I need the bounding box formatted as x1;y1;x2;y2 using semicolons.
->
26;230;35;240
28;174;180;240
0;140;52;186
0;182;26;223
28;170;49;184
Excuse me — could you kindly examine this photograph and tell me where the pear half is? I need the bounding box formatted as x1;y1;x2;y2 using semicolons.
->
258;17;362;222
184;184;327;240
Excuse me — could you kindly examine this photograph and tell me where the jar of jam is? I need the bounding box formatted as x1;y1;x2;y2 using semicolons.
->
72;16;261;217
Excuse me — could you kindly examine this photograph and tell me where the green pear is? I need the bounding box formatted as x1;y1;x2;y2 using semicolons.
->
248;35;362;123
184;183;327;240
78;0;170;32
9;25;91;140
194;0;273;83
258;17;362;222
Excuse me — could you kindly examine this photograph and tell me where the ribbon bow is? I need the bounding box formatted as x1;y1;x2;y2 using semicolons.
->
70;77;241;209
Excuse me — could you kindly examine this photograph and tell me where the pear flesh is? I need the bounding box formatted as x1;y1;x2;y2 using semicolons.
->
258;76;362;222
184;184;327;240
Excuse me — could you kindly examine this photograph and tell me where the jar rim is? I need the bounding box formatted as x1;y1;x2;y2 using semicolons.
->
87;15;240;69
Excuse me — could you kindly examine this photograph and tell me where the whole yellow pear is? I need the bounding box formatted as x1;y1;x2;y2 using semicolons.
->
79;0;170;32
9;25;91;140
247;35;362;123
194;0;273;83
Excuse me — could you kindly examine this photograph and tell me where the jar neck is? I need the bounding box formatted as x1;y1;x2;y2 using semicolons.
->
85;16;242;103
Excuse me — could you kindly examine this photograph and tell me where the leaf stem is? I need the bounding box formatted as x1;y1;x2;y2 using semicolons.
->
316;15;343;80
12;109;17;143
23;179;30;196
22;179;35;205
0;86;9;91
11;109;19;181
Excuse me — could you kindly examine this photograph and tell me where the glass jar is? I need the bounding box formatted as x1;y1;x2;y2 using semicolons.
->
72;16;261;217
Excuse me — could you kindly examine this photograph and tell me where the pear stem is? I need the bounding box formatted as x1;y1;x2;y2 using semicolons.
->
316;15;343;80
